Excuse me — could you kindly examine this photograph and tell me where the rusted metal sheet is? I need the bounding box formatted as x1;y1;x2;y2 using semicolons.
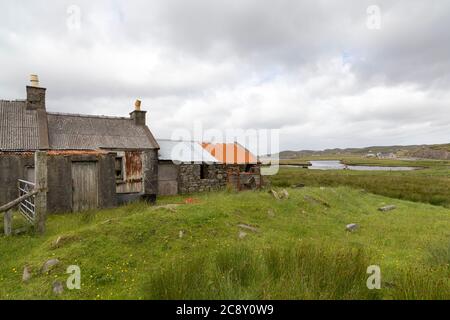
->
116;151;143;193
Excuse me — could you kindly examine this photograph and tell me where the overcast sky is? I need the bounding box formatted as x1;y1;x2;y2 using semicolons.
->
1;0;449;152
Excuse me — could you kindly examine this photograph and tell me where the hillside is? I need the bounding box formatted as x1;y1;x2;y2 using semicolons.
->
1;187;449;299
276;143;450;160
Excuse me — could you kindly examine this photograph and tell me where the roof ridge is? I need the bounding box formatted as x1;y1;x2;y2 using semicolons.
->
47;111;130;120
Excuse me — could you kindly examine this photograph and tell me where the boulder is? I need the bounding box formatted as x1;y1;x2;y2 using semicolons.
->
22;266;32;282
237;224;259;233
378;205;396;212
52;281;64;295
280;189;289;199
41;259;60;274
238;231;247;239
269;189;281;200
346;223;359;232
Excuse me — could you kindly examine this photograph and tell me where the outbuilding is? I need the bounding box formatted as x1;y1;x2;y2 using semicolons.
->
157;139;227;195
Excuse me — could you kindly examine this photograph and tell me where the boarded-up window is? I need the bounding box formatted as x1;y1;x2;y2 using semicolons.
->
115;157;123;180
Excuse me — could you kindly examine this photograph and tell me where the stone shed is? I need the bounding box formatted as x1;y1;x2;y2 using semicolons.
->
157;139;227;195
202;142;262;190
0;77;159;213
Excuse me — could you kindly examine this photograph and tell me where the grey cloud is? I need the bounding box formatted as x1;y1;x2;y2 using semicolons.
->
0;1;449;151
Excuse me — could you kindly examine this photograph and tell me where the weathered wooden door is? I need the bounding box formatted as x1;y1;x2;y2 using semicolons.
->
72;162;98;212
158;163;179;195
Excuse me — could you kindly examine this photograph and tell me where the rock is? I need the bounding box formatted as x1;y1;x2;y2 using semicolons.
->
238;231;247;239
269;189;281;200
280;189;289;199
22;266;32;282
41;259;60;273
237;224;259;233
267;208;276;218
270;189;289;200
346;223;359;232
52;281;64;295
379;205;396;212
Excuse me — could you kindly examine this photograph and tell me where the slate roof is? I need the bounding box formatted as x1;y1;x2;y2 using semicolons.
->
0;100;40;151
47;112;159;150
158;139;219;163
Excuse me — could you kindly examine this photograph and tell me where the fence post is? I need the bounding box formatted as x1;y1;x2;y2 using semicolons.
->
34;151;47;235
4;210;12;236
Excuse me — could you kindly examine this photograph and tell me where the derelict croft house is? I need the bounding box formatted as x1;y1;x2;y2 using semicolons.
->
157;139;228;195
0;77;159;213
157;140;262;195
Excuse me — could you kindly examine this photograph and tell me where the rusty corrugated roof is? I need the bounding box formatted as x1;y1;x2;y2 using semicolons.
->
47;112;159;150
0;100;40;151
201;142;258;164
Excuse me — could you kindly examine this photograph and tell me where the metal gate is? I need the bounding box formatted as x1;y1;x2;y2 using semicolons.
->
72;162;99;212
18;179;36;223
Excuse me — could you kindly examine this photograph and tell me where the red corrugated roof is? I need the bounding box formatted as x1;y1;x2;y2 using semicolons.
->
201;142;258;164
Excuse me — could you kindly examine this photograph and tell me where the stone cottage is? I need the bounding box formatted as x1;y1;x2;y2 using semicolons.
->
0;76;159;212
157;140;262;195
157;139;227;195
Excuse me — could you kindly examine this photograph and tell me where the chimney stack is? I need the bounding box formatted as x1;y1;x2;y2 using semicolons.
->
26;75;49;149
134;99;141;111
26;74;46;111
130;99;146;126
30;74;40;87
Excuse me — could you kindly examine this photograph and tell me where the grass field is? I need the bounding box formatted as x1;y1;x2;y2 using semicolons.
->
1;186;449;300
273;158;450;208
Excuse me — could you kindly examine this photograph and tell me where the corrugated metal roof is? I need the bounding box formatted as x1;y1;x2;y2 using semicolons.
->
47;113;159;150
158;139;219;163
202;142;258;164
0;100;40;151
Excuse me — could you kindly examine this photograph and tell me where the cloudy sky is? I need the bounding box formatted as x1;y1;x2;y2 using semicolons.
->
1;0;449;152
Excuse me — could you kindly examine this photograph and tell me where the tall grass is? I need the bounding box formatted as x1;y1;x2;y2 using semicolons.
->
144;243;382;300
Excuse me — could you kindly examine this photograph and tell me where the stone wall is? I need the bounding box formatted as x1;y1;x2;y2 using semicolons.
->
178;163;228;194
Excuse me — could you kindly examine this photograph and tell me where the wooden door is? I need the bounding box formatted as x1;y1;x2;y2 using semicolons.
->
72;162;98;212
157;163;178;195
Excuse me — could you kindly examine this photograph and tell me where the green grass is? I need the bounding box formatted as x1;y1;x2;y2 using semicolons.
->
272;158;450;207
1;187;449;299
